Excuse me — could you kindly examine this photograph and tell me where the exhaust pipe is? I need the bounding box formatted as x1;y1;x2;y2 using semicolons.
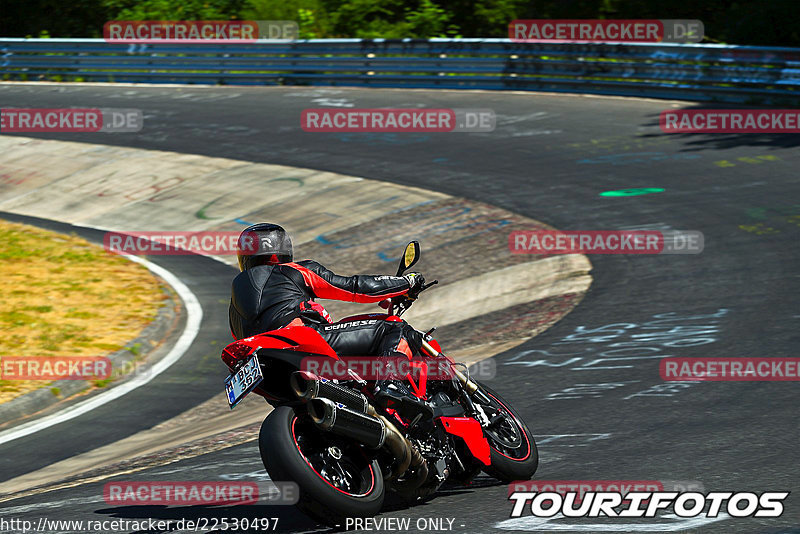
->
291;371;369;413
367;406;428;486
308;398;386;449
297;372;429;489
307;399;429;488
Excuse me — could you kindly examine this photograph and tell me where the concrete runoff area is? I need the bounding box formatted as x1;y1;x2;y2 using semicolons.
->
0;135;590;499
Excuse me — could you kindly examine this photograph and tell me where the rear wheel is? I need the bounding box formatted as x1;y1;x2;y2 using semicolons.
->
259;406;385;526
472;382;538;482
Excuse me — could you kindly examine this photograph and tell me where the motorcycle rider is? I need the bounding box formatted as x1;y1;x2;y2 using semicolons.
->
229;223;426;372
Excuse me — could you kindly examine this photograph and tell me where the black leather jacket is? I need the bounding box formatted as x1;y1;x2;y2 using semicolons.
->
229;260;411;339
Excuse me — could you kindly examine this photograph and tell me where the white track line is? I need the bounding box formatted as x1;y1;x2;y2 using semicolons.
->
0;255;202;446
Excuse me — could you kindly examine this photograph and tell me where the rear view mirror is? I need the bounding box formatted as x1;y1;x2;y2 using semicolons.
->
396;241;420;276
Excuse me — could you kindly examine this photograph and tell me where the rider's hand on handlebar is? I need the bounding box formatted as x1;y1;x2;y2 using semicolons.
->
404;272;425;298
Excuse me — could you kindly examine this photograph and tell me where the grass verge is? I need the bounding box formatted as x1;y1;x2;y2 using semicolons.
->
0;219;168;403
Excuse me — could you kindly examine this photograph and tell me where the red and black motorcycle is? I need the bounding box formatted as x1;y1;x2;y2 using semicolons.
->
221;242;538;525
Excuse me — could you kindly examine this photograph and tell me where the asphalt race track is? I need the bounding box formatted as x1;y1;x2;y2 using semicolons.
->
1;84;799;533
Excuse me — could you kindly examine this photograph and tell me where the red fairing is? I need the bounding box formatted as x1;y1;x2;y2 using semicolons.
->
281;326;339;358
428;339;443;353
439;416;491;466
221;326;338;371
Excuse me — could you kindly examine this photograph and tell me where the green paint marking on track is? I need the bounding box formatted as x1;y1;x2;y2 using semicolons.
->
196;177;303;219
745;207;768;220
600;188;665;197
195;198;222;220
270;177;304;186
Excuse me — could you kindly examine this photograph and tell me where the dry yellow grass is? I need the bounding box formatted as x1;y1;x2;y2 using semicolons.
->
0;219;167;403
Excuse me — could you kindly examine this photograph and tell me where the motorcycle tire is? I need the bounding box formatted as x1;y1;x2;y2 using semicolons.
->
259;406;385;527
474;382;539;482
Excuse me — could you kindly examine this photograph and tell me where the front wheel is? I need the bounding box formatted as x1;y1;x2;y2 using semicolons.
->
473;382;538;482
259;406;385;527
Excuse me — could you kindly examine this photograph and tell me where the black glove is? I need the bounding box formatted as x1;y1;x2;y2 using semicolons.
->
404;272;425;296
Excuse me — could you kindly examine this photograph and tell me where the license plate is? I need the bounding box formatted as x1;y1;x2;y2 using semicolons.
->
225;353;264;409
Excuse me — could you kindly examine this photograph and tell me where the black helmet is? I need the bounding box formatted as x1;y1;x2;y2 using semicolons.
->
237;223;293;271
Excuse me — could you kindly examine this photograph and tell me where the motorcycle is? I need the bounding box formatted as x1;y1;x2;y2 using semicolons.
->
221;242;538;526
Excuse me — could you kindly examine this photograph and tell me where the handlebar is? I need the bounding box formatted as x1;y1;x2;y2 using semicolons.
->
408;279;438;299
380;279;438;316
420;280;439;292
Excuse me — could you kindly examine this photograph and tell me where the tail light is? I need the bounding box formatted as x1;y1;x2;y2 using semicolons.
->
221;342;256;371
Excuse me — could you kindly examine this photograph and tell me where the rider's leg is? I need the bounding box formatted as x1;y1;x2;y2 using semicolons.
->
313;319;388;358
311;319;427;415
375;319;423;360
312;318;421;360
